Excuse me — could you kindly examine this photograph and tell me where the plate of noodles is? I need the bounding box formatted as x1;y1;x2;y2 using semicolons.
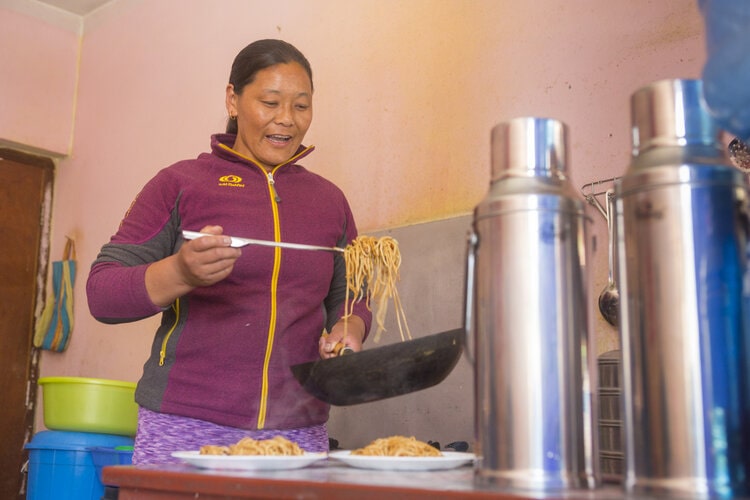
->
329;450;475;471
171;436;328;471
171;451;327;471
329;436;476;471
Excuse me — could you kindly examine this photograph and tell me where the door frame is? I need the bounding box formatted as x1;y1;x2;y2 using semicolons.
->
0;147;54;498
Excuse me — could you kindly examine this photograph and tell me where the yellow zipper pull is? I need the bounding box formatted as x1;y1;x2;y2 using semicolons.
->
159;300;180;366
267;172;281;202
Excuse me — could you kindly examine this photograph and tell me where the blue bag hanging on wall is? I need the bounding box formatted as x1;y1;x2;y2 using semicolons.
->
33;237;76;352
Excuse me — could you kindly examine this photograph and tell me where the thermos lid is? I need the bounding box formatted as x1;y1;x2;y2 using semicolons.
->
630;79;720;155
490;117;568;182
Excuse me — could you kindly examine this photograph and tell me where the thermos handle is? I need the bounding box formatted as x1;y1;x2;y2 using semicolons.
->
735;185;750;268
463;229;478;364
736;186;750;238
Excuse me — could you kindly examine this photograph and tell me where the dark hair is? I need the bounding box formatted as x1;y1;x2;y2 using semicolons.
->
226;39;313;134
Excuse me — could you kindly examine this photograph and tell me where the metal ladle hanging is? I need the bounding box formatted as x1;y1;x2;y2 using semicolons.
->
598;189;619;326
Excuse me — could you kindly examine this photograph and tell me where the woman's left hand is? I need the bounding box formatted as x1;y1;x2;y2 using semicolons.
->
319;316;365;359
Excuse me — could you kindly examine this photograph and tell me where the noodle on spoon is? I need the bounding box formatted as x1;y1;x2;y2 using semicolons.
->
342;236;411;343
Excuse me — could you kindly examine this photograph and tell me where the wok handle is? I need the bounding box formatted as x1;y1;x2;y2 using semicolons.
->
463;229;478;364
334;343;354;356
321;330;354;356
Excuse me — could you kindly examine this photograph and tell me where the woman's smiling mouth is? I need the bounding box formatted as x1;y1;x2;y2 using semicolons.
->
267;134;292;145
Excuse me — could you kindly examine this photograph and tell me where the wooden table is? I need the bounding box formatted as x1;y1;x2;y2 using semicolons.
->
103;462;626;499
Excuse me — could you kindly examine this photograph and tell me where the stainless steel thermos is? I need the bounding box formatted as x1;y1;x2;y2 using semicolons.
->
616;79;750;497
468;117;599;491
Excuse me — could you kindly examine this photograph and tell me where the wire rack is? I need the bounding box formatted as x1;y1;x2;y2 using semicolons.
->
580;177;620;221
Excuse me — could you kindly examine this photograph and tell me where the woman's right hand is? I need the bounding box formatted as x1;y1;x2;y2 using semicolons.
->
145;225;241;307
174;225;241;287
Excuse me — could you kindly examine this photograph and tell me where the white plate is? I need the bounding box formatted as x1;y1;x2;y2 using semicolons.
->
329;450;475;471
171;450;328;471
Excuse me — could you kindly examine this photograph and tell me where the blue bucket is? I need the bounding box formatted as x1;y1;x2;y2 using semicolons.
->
90;445;134;485
25;430;133;500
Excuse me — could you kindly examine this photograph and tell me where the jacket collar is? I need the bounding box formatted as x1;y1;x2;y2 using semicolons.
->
211;133;315;171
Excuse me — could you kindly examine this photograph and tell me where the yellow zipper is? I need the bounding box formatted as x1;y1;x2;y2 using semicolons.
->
213;143;313;428
159;299;180;366
257;177;283;428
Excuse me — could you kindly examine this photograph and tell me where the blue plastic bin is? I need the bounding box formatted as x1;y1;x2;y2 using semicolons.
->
25;430;134;500
90;446;134;485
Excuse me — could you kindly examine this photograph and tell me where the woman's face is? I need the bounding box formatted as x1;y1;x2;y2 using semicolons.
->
226;62;313;170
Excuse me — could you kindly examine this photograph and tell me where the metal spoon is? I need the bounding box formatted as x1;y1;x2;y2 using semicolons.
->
598;190;619;327
182;230;345;253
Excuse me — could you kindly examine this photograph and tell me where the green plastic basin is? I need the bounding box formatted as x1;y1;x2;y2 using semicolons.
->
39;377;138;437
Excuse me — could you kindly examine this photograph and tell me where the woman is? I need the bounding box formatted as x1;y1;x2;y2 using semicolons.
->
87;39;372;464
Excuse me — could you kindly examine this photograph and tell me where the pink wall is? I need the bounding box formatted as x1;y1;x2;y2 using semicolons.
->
0;7;78;155
1;0;706;429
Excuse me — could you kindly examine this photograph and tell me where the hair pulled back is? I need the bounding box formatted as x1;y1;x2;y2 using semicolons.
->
226;39;313;134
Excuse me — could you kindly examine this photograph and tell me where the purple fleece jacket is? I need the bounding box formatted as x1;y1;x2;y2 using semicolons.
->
87;134;372;430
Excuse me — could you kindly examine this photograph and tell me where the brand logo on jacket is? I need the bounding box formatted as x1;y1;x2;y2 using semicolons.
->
218;174;244;187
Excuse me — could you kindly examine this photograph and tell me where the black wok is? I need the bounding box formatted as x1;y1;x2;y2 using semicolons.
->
290;328;464;406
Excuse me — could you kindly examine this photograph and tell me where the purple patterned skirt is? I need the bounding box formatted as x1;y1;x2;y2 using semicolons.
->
133;407;329;465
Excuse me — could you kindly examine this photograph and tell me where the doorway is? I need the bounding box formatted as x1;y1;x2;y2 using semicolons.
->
0;148;54;499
